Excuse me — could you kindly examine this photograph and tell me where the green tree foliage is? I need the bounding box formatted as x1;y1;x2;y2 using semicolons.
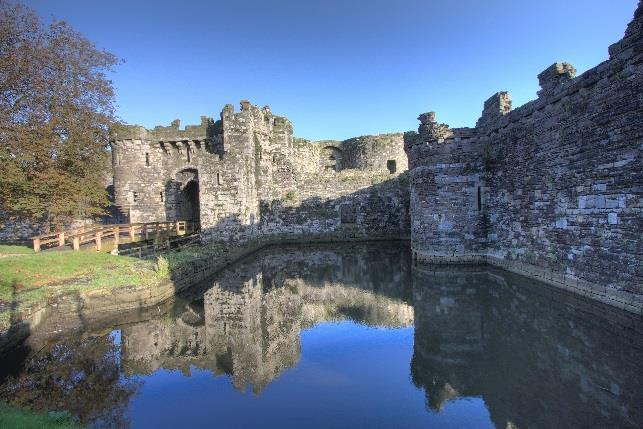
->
0;1;119;228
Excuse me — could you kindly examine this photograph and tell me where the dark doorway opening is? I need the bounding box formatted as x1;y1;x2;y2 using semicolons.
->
387;160;397;174
180;180;200;225
165;168;200;227
322;146;343;172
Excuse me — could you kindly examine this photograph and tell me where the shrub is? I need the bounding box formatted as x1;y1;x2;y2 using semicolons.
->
154;255;170;278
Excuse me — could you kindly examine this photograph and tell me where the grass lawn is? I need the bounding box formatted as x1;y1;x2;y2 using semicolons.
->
0;250;162;329
0;241;236;331
0;403;84;429
0;244;34;255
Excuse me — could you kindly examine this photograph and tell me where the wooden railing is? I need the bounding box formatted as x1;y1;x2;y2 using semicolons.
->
32;221;197;252
117;233;201;258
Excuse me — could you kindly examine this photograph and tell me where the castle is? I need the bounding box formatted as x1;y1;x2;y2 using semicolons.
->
0;2;631;313
110;101;410;242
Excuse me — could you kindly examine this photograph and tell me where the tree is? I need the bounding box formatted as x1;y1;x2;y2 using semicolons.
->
0;1;120;229
0;333;140;427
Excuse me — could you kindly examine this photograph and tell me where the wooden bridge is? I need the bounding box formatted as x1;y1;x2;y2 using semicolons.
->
32;221;197;252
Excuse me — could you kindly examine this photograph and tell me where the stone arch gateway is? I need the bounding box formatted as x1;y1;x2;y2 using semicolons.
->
321;146;343;171
165;168;200;226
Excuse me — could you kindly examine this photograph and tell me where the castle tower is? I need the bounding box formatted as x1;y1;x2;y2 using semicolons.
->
109;101;297;241
404;111;487;262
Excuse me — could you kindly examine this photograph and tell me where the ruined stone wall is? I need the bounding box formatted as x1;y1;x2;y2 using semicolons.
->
111;101;410;243
258;171;409;240
405;3;643;310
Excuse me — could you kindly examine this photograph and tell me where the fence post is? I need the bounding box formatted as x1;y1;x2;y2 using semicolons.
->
96;231;102;251
73;236;80;251
129;225;135;240
144;224;149;241
113;227;120;245
33;237;41;253
58;232;65;247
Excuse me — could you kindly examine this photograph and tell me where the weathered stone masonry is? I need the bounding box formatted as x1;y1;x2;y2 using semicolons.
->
110;101;409;243
404;2;643;312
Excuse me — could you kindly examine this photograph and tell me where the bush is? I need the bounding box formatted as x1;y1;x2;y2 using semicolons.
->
154;255;170;278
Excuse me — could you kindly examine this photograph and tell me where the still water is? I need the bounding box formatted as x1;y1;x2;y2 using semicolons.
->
1;242;641;428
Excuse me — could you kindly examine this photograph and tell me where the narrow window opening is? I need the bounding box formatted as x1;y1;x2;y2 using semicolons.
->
132;191;140;203
187;146;191;163
387;159;396;174
477;186;482;211
145;153;150;167
217;173;222;185
160;191;164;202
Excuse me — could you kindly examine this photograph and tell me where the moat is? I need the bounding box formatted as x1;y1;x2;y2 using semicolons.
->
1;242;641;429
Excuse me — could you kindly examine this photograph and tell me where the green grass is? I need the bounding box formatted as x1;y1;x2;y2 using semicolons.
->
0;244;34;254
0;250;162;329
0;242;239;331
0;403;84;429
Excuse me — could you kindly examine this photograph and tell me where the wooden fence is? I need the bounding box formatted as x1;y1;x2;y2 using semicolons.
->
32;221;196;252
117;233;201;259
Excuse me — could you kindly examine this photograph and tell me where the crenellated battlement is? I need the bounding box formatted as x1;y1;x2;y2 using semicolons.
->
537;62;577;97
111;116;217;143
476;92;512;129
220;100;292;136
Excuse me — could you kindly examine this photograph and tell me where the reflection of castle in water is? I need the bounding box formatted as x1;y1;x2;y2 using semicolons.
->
120;243;414;393
410;266;643;429
5;242;641;428
117;242;641;428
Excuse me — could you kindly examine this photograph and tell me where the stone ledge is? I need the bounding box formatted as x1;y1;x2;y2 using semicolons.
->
411;248;643;316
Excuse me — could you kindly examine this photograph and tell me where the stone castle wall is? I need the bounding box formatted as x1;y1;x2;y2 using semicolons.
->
404;3;643;311
110;101;410;243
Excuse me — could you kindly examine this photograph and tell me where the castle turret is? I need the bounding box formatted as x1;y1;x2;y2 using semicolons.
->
404;112;487;263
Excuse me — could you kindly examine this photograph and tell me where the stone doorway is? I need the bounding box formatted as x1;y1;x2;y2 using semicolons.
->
179;180;200;224
165;168;201;226
321;146;343;172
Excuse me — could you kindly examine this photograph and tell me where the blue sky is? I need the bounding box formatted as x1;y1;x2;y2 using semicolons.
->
25;0;638;140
